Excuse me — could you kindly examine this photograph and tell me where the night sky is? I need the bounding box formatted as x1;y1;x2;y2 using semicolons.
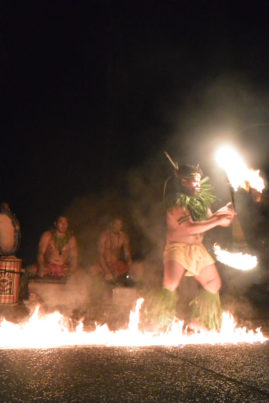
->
2;1;269;266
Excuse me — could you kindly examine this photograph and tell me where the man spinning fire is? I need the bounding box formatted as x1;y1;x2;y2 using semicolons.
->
38;216;78;278
160;163;236;331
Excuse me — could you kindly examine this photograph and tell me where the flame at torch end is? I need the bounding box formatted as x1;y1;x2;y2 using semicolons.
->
215;145;265;193
214;243;257;271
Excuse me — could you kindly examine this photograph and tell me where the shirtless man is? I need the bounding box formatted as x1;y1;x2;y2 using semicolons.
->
163;164;236;330
38;216;78;278
98;218;132;281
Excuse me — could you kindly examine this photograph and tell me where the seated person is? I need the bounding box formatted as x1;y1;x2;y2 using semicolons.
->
98;217;132;282
38;216;78;278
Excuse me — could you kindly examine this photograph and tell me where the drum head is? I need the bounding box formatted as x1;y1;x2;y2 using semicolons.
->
0;212;20;255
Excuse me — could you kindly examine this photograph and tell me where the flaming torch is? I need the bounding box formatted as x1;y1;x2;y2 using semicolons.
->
215;145;264;196
214;144;265;270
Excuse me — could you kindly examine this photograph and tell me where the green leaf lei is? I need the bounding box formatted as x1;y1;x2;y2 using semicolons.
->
173;177;216;221
51;229;73;254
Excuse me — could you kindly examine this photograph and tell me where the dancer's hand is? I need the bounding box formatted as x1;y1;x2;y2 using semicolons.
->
215;202;235;216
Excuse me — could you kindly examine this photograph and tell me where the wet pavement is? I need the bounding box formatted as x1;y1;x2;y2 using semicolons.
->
0;343;269;402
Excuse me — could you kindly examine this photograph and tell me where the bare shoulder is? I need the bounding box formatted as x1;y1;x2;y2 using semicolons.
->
121;231;129;242
69;235;77;245
38;231;52;249
40;231;52;241
99;230;109;241
168;204;187;218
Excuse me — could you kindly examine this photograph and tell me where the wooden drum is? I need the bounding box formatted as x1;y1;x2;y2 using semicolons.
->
0;257;22;304
0;208;21;256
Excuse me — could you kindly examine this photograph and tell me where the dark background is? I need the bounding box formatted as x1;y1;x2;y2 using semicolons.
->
2;0;269;266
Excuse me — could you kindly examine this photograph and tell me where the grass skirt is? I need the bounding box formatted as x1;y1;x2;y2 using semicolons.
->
189;289;222;331
143;287;178;329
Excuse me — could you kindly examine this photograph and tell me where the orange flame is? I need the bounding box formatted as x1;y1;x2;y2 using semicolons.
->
213;243;257;270
0;298;266;349
215;145;265;193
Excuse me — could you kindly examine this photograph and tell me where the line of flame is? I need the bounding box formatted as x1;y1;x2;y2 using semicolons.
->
0;298;267;349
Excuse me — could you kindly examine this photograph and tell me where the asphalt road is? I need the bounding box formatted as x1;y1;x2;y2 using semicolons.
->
0;343;269;402
0;280;269;402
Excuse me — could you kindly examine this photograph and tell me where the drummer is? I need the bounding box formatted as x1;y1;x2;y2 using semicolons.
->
38;216;78;278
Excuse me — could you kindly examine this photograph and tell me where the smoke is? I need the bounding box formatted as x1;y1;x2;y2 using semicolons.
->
28;270;93;317
160;73;269;294
26;73;269;322
164;73;269;171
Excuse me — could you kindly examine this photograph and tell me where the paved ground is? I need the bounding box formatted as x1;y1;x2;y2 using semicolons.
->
0;343;269;402
0;281;268;402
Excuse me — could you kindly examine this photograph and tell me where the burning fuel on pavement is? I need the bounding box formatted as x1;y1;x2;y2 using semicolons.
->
0;298;267;349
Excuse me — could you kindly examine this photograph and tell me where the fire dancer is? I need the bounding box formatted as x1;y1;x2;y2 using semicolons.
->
160;163;236;331
98;217;133;283
38;216;78;278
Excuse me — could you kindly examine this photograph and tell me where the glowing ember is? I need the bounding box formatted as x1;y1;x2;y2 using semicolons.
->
215;145;265;192
214;243;257;270
0;298;266;349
